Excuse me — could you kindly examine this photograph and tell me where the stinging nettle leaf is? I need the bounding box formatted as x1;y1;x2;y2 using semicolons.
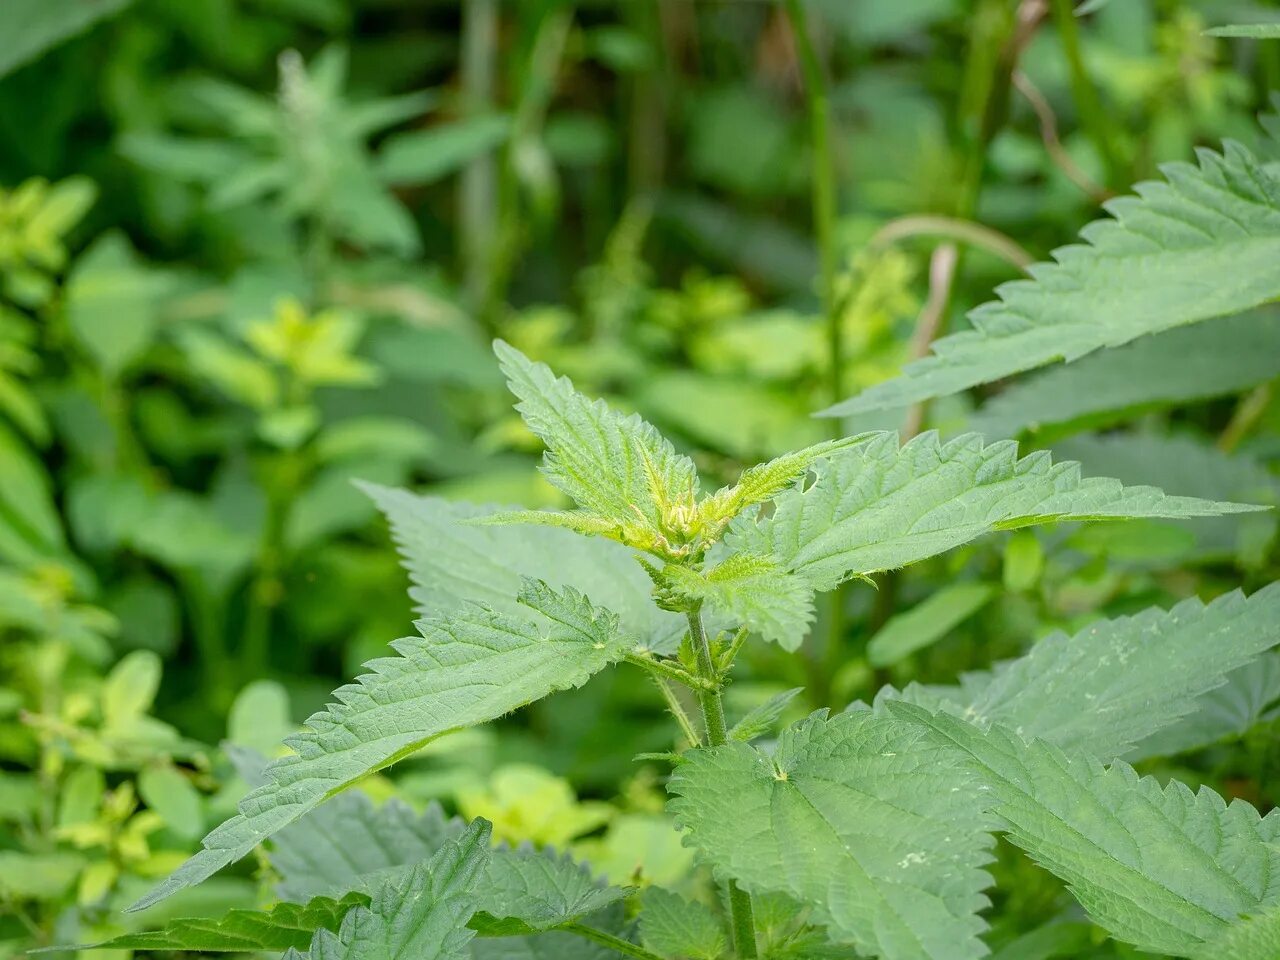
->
893;583;1280;762
728;687;804;742
493;340;699;553
727;431;1263;593
662;553;815;650
668;709;995;960
129;582;634;912
893;704;1280;960
822;141;1280;416
470;845;628;936
639;887;727;960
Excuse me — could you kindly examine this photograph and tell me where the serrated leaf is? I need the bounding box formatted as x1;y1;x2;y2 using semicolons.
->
893;704;1280;960
297;819;491;960
71;894;367;952
272;791;465;903
129;583;634;911
471;846;628;936
728;431;1260;592
913;585;1280;762
663;554;815;650
967;311;1280;438
823;141;1280;416
867;582;995;668
639;888;726;960
728;687;804;742
1129;653;1280;760
362;485;684;653
493;340;699;552
668;710;995;960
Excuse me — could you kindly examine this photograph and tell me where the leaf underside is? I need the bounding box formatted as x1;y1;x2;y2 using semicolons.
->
728;431;1260;593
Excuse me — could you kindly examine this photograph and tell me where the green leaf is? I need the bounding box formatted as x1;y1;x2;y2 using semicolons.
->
0;0;131;77
1130;653;1280;760
728;431;1262;593
662;554;815;650
1205;24;1280;38
362;484;685;653
129;582;634;911
101;650;161;727
668;710;994;960
638;888;727;960
378;115;512;186
867;582;995;668
74;894;367;952
291;820;491;960
138;764;203;839
728;687;804;742
893;704;1280;960
63;232;166;376
967;311;1280;438
928;585;1280;761
493;340;699;554
471;846;628;936
822;141;1280;416
272;791;464;902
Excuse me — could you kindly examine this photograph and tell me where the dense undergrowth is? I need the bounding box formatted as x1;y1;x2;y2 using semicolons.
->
2;2;1280;959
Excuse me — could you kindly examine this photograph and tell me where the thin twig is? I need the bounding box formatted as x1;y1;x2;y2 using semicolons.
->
1219;381;1275;453
900;245;961;439
650;674;703;748
1013;70;1113;202
869;215;1034;270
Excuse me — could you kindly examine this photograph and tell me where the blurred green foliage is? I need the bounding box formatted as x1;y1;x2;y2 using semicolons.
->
1;0;1278;957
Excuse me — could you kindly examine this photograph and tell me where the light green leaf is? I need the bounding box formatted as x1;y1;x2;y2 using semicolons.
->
728;687;804;742
639;888;726;960
668;710;994;960
378;115;512;186
64;232;167;376
728;431;1262;592
967;311;1280;438
493;340;699;552
129;583;634;911
1206;24;1280;38
663;554;814;650
101;651;161;727
362;484;685;653
896;584;1280;762
867;582;995;668
228;680;294;757
293;819;491;960
73;894;367;952
894;704;1280;960
138;764;203;839
822;141;1280;416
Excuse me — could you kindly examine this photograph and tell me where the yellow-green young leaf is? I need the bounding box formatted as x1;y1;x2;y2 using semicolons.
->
867;582;995;668
697;434;875;533
728;431;1262;592
493;340;699;546
893;704;1280;960
289;819;491;960
128;582;634;912
639;888;727;960
822;141;1280;416
71;894;367;952
902;584;1280;762
668;710;995;960
662;554;815;650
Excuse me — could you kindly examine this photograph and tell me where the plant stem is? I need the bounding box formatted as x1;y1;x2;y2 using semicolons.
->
783;0;845;709
686;608;758;958
651;675;701;747
561;923;667;960
459;0;499;319
1218;381;1275;454
1049;0;1124;187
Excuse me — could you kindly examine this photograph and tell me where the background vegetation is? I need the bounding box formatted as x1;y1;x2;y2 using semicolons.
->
2;0;1279;957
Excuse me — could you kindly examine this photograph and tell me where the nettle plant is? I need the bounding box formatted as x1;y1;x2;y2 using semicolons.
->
91;135;1280;960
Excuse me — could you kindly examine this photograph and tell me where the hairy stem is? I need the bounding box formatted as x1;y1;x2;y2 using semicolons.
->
561;922;667;960
687;608;758;958
651;675;701;747
1049;0;1124;187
